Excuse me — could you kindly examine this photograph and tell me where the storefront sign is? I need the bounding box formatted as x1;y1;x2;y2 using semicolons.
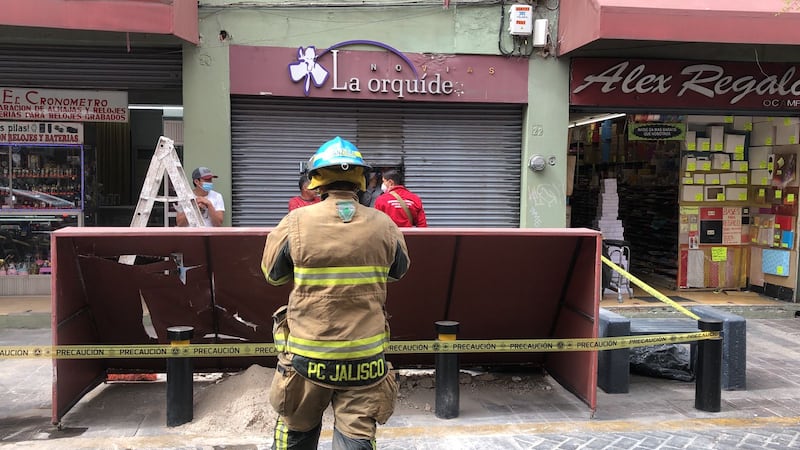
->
628;122;685;141
0;121;84;144
0;88;128;122
230;42;529;103
571;58;800;112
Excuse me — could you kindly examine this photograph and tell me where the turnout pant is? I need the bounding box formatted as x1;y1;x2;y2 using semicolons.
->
269;354;398;450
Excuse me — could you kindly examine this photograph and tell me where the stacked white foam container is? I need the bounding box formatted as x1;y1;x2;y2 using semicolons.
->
595;178;625;241
595;179;628;295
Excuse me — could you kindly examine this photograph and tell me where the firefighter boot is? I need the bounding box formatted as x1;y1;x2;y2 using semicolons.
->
332;427;375;450
272;418;321;450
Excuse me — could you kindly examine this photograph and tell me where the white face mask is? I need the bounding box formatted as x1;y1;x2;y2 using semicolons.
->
380;183;388;193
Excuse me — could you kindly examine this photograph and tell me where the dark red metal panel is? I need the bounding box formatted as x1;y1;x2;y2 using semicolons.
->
229;45;530;103
559;0;799;55
51;227;601;422
0;0;199;44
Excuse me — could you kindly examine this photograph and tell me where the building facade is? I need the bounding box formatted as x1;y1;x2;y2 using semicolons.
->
184;0;567;227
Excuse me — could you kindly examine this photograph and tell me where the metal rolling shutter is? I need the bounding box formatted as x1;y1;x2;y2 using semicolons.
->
402;104;522;227
231;97;522;227
0;45;182;104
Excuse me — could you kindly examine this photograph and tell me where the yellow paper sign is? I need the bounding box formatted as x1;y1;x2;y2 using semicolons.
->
701;162;711;171
776;190;783;199
760;162;767;169
787;193;796;204
687;143;696;150
722;162;731;170
745;122;753;131
768;162;774;171
738;192;747;201
711;247;727;262
695;193;703;201
785;118;793;126
714;143;723;151
777;266;784;275
759;189;766;197
702;142;710;151
687;163;697;171
766;137;773;145
724;116;734;123
716;193;725;201
783;243;790;248
761;177;768;185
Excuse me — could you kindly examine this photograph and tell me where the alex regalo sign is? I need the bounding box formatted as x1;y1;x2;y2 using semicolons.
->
230;41;529;103
0;87;128;123
571;58;800;112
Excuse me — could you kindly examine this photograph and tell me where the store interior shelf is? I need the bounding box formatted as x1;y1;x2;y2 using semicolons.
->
0;209;82;215
618;184;679;283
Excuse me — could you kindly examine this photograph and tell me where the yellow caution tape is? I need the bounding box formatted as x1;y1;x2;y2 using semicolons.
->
601;255;700;321
386;332;717;354
0;332;718;359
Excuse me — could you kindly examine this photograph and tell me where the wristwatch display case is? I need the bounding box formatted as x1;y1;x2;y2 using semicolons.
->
0;144;85;276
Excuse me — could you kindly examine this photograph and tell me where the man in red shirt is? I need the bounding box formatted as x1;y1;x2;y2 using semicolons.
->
288;174;321;211
374;169;427;227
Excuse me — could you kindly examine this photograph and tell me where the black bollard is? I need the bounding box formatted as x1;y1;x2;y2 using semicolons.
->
435;320;460;419
695;319;723;412
166;326;194;427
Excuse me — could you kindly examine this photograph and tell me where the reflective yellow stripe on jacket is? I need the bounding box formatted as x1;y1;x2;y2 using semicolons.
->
294;265;389;286
272;331;389;359
273;331;287;352
273;331;389;360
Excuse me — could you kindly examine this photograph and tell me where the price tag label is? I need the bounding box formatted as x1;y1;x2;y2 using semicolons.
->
711;247;727;262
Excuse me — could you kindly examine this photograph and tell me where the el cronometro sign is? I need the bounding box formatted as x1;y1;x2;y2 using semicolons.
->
570;58;800;111
230;41;529;103
0;87;128;123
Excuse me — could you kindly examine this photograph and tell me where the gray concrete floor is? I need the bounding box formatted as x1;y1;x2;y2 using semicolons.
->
2;318;800;448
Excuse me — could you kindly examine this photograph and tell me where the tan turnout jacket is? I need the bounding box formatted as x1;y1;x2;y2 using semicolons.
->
261;190;410;363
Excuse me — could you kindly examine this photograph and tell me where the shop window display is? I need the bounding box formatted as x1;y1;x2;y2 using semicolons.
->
0;144;85;276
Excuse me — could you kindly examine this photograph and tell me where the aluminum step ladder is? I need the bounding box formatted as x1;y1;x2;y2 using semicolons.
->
119;136;203;265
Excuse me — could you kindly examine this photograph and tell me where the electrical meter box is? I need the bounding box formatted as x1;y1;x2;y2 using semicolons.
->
508;4;534;36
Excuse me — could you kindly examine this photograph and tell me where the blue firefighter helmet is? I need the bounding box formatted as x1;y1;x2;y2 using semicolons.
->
305;137;370;190
307;136;370;175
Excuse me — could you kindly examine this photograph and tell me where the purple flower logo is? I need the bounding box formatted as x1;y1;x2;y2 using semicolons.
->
287;41;420;96
288;47;329;96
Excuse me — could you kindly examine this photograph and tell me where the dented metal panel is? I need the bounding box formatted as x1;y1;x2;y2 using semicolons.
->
52;227;600;423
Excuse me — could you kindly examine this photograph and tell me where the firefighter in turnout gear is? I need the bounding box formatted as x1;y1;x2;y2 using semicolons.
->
261;136;411;450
